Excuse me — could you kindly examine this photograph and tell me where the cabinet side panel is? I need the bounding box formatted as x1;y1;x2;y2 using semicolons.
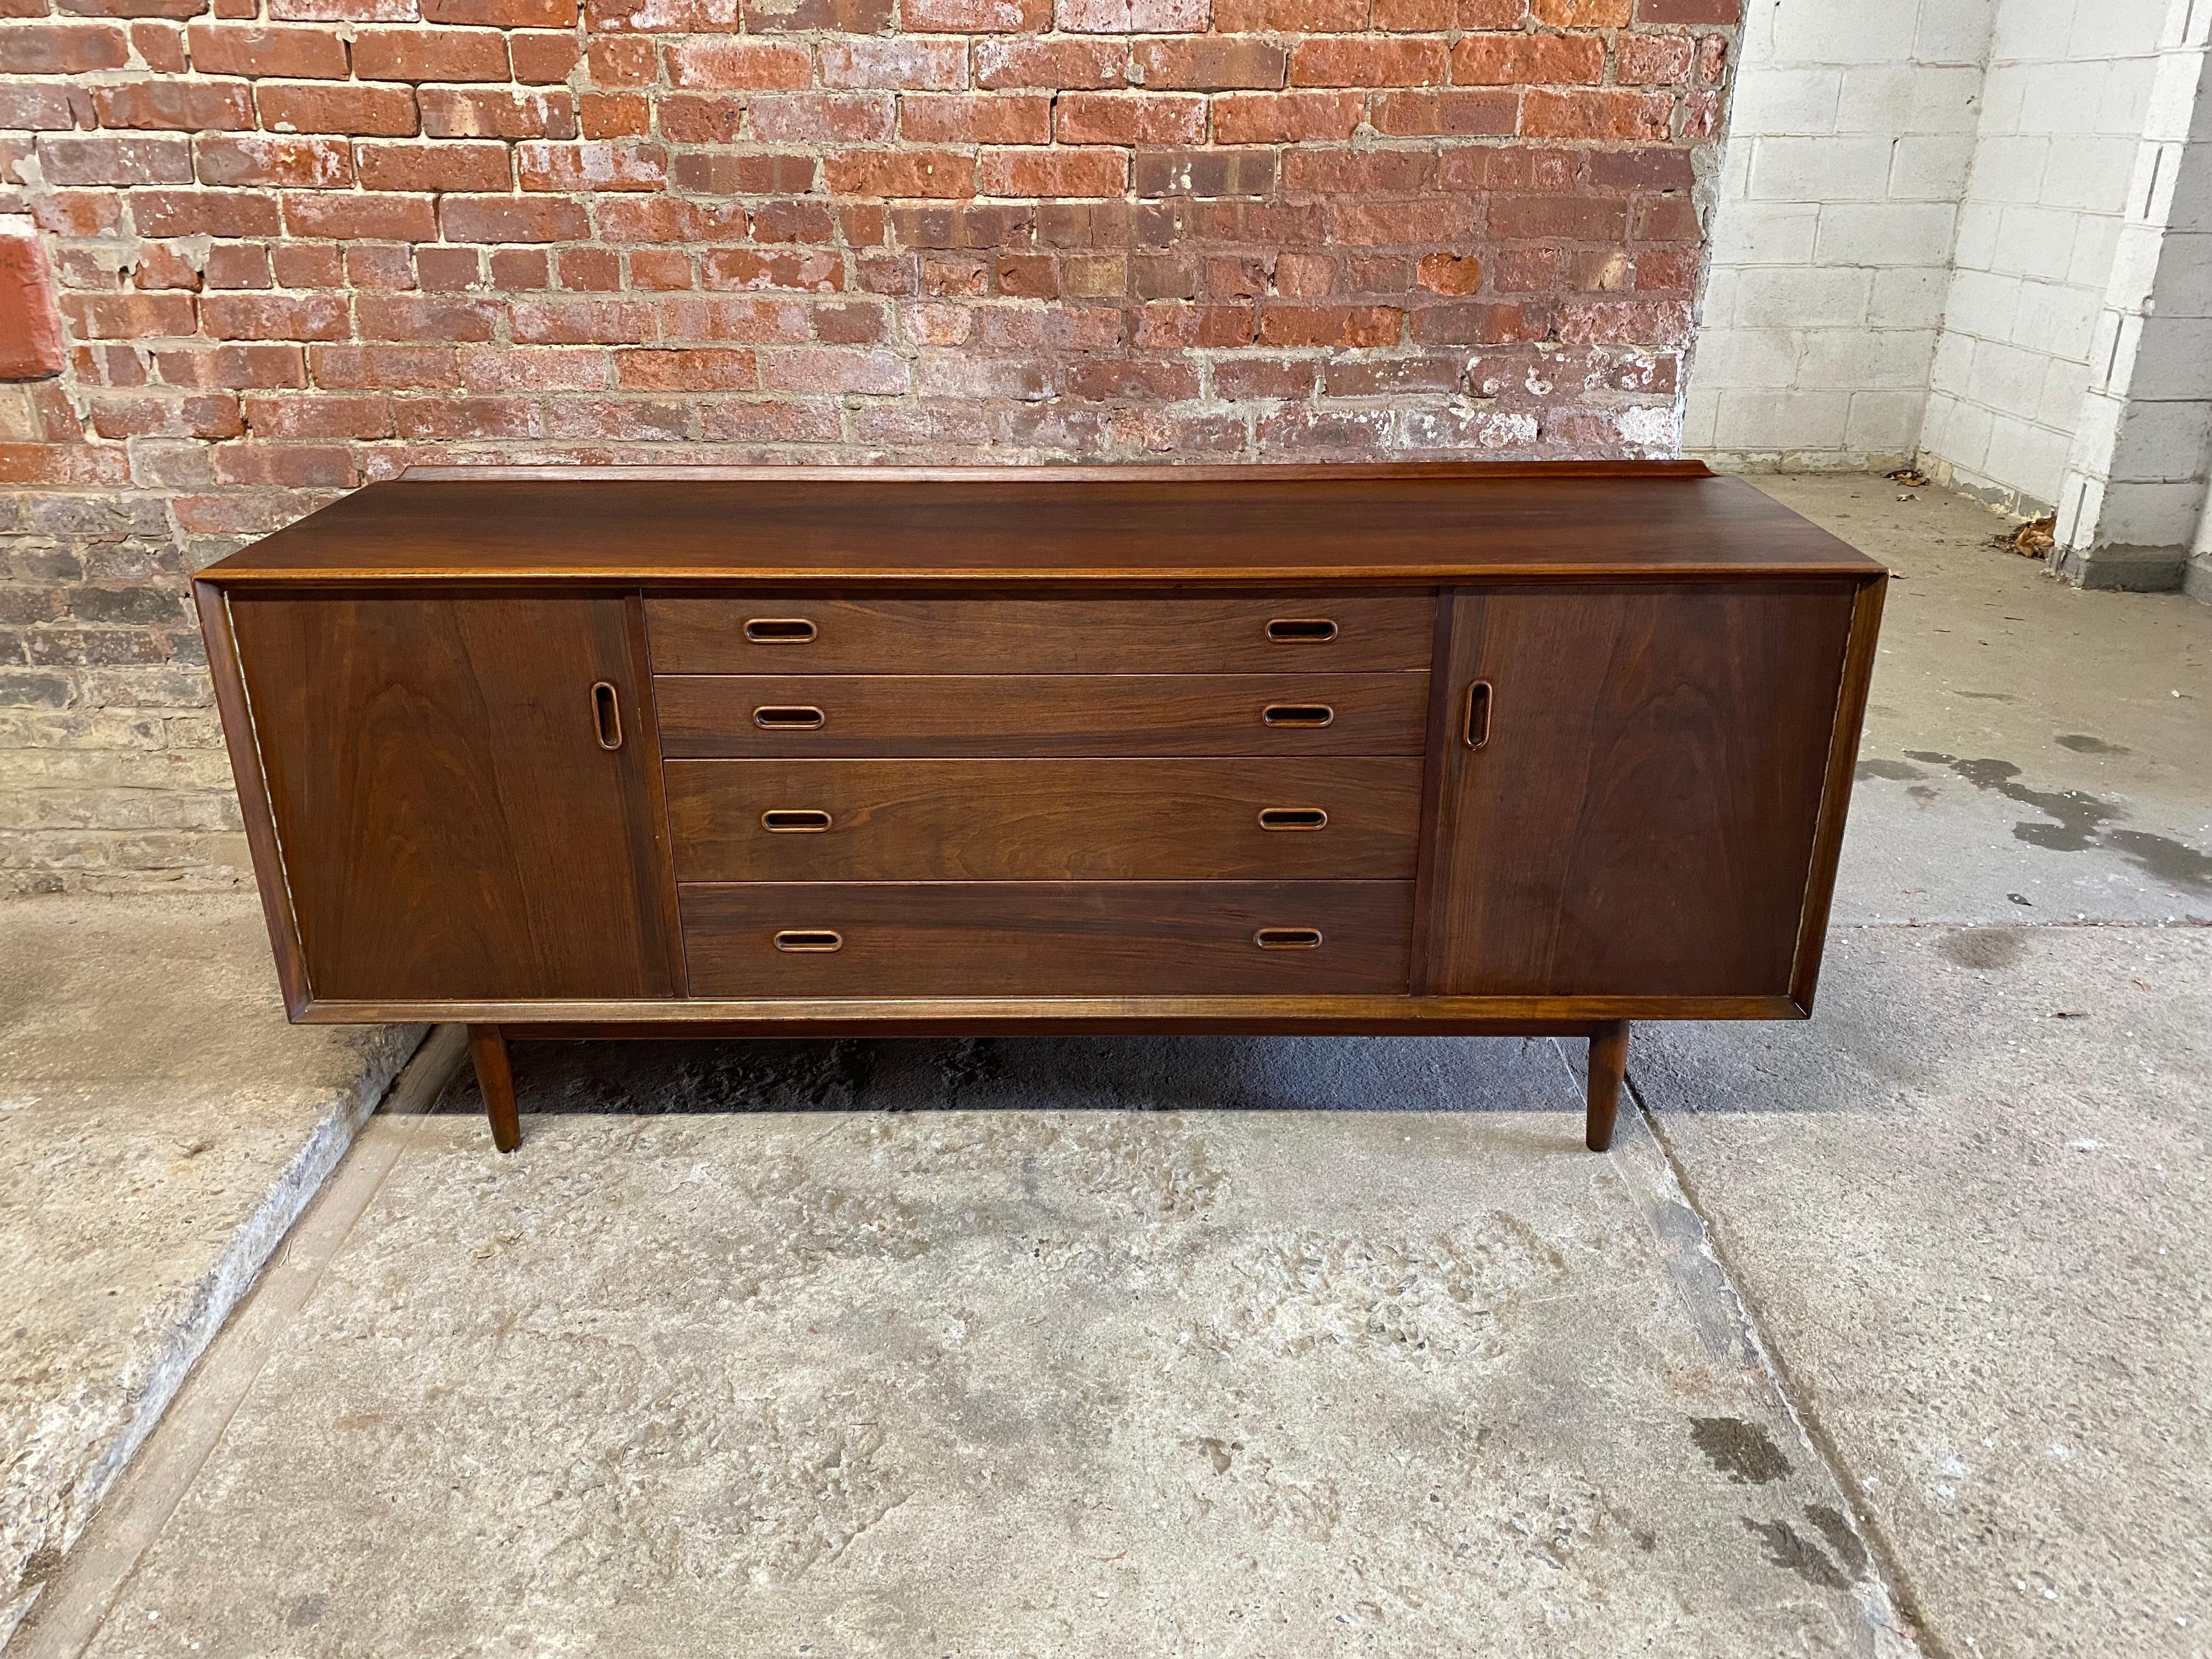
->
229;591;676;1002
1430;583;1858;998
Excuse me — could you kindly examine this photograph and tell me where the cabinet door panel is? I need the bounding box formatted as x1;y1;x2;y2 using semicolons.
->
1426;585;1855;997
230;592;676;1001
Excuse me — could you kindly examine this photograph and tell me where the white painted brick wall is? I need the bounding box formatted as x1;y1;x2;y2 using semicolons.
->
1687;0;1994;470
1918;0;2175;514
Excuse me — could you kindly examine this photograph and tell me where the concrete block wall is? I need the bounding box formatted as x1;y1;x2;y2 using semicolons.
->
1688;0;1990;470
1918;0;2175;518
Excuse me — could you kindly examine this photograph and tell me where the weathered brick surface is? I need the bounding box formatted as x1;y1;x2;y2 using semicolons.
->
1;0;1735;889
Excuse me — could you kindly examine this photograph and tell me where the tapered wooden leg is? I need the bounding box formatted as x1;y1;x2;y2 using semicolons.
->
470;1024;521;1153
1585;1020;1630;1152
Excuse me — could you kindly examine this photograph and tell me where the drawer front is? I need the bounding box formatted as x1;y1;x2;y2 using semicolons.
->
656;674;1431;758
664;758;1424;881
646;594;1437;674
680;882;1414;997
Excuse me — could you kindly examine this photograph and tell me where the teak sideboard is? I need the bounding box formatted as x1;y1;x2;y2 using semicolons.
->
194;462;1886;1153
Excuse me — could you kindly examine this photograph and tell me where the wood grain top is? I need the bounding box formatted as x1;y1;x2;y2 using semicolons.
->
198;462;1886;586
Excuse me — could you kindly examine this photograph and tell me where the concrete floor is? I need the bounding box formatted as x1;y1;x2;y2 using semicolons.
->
6;476;2209;1658
0;901;430;1647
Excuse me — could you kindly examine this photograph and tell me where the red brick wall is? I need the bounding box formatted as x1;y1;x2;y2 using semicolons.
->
0;0;1736;891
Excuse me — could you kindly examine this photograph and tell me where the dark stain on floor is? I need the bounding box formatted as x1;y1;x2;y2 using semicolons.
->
1803;1504;1871;1578
1898;751;2211;893
1937;928;2025;970
1855;758;1928;782
2055;733;2130;755
1743;1517;1850;1591
1691;1417;1792;1485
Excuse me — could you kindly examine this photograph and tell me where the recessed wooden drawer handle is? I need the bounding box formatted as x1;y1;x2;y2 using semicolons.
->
761;809;832;832
1262;704;1334;727
1258;806;1328;831
1464;680;1493;749
590;680;622;751
744;617;816;642
774;929;843;952
1253;927;1324;950
754;705;826;730
1266;617;1338;642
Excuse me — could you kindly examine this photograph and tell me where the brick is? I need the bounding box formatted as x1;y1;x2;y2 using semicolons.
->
510;33;582;82
1289;38;1445;87
1408;298;1548;343
90;80;257;129
422;0;575;19
1531;0;1626;19
0;85;81;129
415;245;481;286
1615;33;1691;85
0;22;128;71
437;194;589;241
1211;91;1362;144
1448;32;1601;85
975;37;1122;88
1333;196;1476;244
1323;352;1463;395
272;241;344;284
1211;0;1362;29
1054;0;1203;29
196;133;352;187
1215;356;1315;397
1415;251;1481;294
1057;92;1205;144
1520;89;1671;141
345;242;415;287
256;83;420;136
202;243;273;287
354;140;510;191
1630;192;1697;241
0;224;66;379
819;37;967;87
979;147;1125;197
489;247;548;286
824;148;976;199
391;395;539;438
703;399;844;442
594;195;751;240
185;22;348;77
901;95;1052;144
742;0;893;30
1133;37;1282;90
516;140;667;191
510;298;656;341
241;391;391;437
586;36;655;84
36;135;193;185
656;95;747;144
201;292;351;338
658;295;813;342
282;190;438;240
1588;146;1692;193
131;189;284;236
748;94;897;144
212;445;357;487
1437;142;1575;190
614;347;756;389
1488;191;1626;239
1554;296;1689;343
760;349;909;394
1132;148;1276;198
902;0;1049;29
581;0;737;26
1637;0;1733;19
351;27;510;81
702;248;842;291
1280;148;1429;193
752;199;837;241
1255;304;1398;347
419;87;576;139
664;38;811;89
306;342;458;385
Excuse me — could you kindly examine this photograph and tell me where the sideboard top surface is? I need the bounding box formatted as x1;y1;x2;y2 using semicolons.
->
200;462;1885;586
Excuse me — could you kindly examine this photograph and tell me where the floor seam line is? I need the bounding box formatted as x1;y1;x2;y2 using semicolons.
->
1627;1074;1953;1659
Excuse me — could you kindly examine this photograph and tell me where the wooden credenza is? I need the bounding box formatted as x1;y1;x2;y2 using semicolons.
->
195;462;1885;1153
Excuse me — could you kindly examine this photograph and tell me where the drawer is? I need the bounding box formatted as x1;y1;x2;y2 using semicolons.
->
646;594;1436;674
664;758;1424;881
655;674;1431;759
680;881;1413;997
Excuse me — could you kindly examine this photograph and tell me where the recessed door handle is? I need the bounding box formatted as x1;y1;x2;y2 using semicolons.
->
774;929;843;952
754;706;826;730
1262;704;1334;727
590;681;622;750
762;809;832;832
1258;807;1328;831
1266;617;1338;642
745;617;816;642
1464;681;1492;750
1253;927;1324;950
